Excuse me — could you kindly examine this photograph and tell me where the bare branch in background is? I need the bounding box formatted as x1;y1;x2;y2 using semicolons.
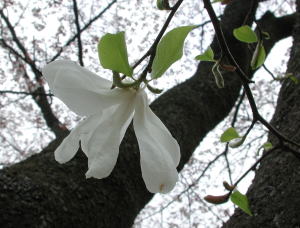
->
0;9;65;137
0;90;53;97
50;0;117;62
72;0;84;66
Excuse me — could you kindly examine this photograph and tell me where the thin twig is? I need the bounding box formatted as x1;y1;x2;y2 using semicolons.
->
262;64;276;80
137;0;185;81
72;0;84;66
203;0;300;151
0;90;54;96
50;0;117;62
232;146;279;188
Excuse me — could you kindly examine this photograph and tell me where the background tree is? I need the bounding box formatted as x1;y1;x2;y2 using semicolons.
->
0;0;299;227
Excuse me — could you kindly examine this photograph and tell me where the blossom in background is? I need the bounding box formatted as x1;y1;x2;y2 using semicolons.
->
42;60;180;193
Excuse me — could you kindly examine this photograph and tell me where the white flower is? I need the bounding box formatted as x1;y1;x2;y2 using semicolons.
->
42;60;180;193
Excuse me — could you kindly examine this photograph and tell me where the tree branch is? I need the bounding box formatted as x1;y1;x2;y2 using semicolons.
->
50;0;117;62
0;1;295;227
0;90;53;96
72;0;84;66
0;9;67;138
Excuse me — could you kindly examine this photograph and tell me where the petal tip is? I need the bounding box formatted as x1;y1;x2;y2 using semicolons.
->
54;158;66;164
54;152;70;164
85;172;92;179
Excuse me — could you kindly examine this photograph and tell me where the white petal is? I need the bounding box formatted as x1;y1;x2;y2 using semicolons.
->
42;60;131;116
84;92;136;179
54;133;80;164
133;91;180;193
54;113;102;163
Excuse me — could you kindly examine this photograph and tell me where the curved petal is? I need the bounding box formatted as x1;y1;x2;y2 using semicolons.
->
133;90;180;193
42;60;131;116
54;113;102;163
83;91;136;179
54;133;80;164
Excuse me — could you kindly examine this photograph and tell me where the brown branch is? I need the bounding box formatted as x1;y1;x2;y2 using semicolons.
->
0;39;27;63
135;0;184;82
231;146;279;189
0;9;42;78
262;63;276;80
0;9;68;138
72;0;84;66
231;90;246;127
0;90;53;97
0;9;29;61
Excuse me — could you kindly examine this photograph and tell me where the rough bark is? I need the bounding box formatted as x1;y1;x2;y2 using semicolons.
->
223;1;300;228
0;1;294;227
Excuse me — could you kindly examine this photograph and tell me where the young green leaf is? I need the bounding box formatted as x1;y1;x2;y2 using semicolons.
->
288;74;299;84
157;0;171;10
195;46;215;62
262;31;270;40
233;25;258;43
98;32;133;76
262;141;273;151
212;61;224;88
151;25;197;79
220;127;240;143
146;84;163;94
251;42;266;69
230;191;253;216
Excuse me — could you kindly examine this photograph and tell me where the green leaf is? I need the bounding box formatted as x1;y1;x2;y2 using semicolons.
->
262;141;273;151
98;32;133;76
251;43;266;69
262;31;270;40
288;75;299;84
212;0;222;3
157;0;171;10
157;0;164;9
212;61;224;88
230;191;253;216
195;46;215;62
220;127;240;143
151;25;197;79
233;25;258;43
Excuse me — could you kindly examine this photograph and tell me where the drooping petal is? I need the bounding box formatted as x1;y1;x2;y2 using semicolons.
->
54;113;102;163
83;91;136;179
54;132;80;164
133;90;180;193
42;60;131;116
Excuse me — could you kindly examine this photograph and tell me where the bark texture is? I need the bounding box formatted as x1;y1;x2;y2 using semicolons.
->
0;1;295;227
224;1;300;228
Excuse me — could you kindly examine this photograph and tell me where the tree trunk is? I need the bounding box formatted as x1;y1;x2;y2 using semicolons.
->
224;1;300;227
0;1;294;227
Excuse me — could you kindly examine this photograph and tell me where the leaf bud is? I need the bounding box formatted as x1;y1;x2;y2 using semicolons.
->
146;84;163;94
204;193;230;205
212;61;225;88
223;181;235;191
156;0;171;10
